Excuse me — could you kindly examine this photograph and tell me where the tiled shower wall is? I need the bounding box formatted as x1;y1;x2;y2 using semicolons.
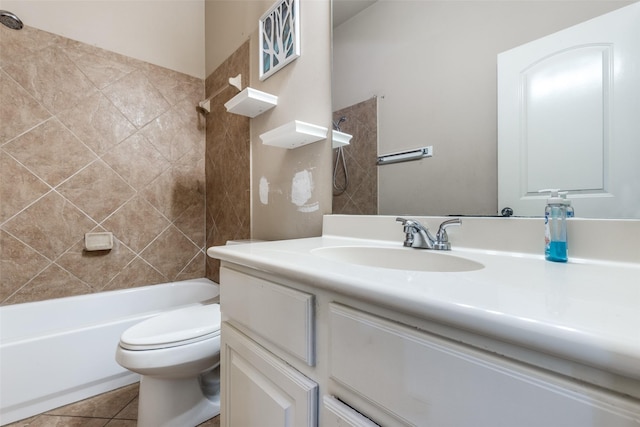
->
204;41;251;283
332;97;378;215
0;25;207;305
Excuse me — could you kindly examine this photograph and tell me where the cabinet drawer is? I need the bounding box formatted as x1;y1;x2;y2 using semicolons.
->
329;303;640;427
323;396;380;427
221;267;315;365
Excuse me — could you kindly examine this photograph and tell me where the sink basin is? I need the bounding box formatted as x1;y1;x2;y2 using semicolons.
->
311;246;484;272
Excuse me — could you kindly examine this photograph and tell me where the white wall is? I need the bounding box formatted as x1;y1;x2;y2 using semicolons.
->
333;0;632;216
0;0;205;78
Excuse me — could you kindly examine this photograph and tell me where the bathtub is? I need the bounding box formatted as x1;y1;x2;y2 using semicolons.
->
0;278;219;425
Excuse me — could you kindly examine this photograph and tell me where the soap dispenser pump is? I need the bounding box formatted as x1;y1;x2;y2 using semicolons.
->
559;191;574;218
539;189;568;263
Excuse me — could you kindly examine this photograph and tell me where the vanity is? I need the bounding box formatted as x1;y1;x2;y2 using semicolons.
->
207;215;640;426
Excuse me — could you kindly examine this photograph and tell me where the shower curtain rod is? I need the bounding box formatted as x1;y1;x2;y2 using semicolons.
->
197;74;242;114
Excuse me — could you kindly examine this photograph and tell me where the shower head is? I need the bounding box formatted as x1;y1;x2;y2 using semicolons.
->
333;116;347;131
0;10;23;30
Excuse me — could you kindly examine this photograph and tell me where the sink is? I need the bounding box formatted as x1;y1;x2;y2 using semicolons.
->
311;246;484;272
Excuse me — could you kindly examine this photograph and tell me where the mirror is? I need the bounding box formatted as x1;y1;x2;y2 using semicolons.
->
332;0;638;218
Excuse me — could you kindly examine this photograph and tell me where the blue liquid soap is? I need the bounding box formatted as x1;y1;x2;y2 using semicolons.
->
541;189;568;263
547;240;568;263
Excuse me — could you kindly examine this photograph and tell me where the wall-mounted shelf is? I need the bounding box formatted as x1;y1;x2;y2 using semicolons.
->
225;88;277;118
332;131;352;148
260;120;328;149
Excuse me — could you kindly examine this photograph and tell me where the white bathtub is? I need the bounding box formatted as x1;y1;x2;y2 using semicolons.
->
0;278;219;425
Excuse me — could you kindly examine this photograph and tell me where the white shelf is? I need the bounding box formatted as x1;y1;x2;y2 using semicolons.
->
332;131;352;148
260;120;328;149
225;88;277;118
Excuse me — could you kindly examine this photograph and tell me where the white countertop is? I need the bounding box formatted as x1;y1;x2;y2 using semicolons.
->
207;216;640;381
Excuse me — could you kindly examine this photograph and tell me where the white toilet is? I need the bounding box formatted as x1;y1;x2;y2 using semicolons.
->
115;302;222;427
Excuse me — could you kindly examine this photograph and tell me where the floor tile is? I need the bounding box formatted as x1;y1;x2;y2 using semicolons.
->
46;384;138;419
4;383;221;427
18;415;109;427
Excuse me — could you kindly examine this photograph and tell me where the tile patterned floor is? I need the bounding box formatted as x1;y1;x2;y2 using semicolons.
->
4;383;220;427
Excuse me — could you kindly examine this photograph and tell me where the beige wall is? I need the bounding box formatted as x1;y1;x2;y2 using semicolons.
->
0;26;206;305
204;1;267;77
206;0;333;240
250;0;333;240
0;0;205;78
333;0;632;216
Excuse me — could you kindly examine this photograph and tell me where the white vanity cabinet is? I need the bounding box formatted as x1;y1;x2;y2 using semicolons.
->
328;303;640;427
218;264;640;427
219;267;318;427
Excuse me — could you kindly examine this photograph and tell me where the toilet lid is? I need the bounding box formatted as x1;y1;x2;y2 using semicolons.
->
120;303;221;350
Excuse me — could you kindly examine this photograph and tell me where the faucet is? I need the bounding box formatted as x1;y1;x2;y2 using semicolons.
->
396;217;461;250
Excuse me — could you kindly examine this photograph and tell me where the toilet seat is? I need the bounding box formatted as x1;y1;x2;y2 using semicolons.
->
120;303;221;351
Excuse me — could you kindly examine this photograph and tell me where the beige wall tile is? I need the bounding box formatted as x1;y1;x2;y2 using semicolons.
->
101;196;171;253
57;160;136;223
102;258;166;292
102;133;170;191
3;119;97;187
0;29;206;305
0;70;51;144
57;92;136;155
56;236;137;291
140;225;201;280
204;40;250;282
2;191;95;261
0;230;49;301
5;264;92;305
141;98;204;162
141;63;204;106
3;46;98;114
0;25;65;68
332;97;378;215
102;70;170;128
65;49;136;90
0;150;50;223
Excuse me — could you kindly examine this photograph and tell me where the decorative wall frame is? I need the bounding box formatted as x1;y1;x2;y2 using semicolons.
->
259;0;300;81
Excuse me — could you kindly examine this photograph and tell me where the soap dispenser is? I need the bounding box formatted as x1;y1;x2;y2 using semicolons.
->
540;189;568;263
559;191;574;218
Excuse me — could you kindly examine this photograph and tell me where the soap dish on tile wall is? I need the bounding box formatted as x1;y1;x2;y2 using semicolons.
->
225;88;277;118
260;120;328;149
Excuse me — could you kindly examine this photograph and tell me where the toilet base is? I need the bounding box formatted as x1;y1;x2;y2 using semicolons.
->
137;375;220;427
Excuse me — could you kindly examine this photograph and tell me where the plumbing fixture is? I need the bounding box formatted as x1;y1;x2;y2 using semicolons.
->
501;207;514;217
396;217;461;250
332;116;349;195
0;10;23;30
197;74;242;115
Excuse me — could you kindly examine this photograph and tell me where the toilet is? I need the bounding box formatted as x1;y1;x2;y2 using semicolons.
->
115;302;222;427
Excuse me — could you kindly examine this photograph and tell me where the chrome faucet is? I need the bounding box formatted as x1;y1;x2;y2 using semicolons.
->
396;217;461;250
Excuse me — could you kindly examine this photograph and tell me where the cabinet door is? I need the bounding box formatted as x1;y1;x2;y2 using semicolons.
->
329;303;640;427
222;323;318;427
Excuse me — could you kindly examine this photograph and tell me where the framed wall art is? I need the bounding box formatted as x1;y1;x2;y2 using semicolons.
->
259;0;300;81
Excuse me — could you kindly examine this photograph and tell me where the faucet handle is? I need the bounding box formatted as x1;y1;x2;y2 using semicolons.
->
396;217;415;227
396;217;429;230
434;218;461;250
396;217;416;246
